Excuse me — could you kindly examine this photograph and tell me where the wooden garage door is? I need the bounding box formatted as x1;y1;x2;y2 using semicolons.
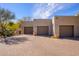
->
24;27;33;34
37;26;49;35
59;25;74;37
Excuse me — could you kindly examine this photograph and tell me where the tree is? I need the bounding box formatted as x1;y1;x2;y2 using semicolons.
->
0;8;15;38
5;21;19;36
17;19;25;28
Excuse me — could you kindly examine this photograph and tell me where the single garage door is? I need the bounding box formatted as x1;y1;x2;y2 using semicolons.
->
37;26;49;35
24;27;33;34
59;25;74;37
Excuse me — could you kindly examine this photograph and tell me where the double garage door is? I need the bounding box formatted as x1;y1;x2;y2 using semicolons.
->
59;25;74;37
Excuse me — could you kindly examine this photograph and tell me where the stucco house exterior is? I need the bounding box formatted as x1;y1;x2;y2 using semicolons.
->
17;16;79;38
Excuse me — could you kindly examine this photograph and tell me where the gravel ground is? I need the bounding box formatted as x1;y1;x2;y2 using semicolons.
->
0;35;79;56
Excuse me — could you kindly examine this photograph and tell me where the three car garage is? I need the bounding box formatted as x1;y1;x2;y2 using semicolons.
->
24;25;74;37
23;25;74;37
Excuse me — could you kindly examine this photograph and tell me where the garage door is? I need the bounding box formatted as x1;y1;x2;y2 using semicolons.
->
59;25;74;37
24;27;33;34
37;26;49;35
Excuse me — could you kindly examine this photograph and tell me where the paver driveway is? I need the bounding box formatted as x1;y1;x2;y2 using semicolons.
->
0;35;79;56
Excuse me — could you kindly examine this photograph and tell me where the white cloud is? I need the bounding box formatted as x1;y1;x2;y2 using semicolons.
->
32;3;73;19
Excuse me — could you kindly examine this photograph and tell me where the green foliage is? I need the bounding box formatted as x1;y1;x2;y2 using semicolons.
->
0;8;15;38
5;20;24;37
0;8;27;38
7;21;19;31
0;8;15;22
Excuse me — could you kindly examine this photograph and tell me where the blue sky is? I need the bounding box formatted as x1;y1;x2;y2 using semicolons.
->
0;3;79;20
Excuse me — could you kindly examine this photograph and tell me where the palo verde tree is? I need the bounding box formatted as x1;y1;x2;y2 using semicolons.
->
0;8;15;38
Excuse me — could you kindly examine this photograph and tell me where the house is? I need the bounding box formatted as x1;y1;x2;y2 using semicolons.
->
17;16;79;38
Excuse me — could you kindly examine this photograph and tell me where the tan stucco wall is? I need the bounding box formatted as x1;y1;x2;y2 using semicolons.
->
53;16;79;37
33;19;52;35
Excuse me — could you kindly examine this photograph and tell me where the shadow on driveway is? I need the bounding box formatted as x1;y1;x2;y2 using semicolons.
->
0;36;29;45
